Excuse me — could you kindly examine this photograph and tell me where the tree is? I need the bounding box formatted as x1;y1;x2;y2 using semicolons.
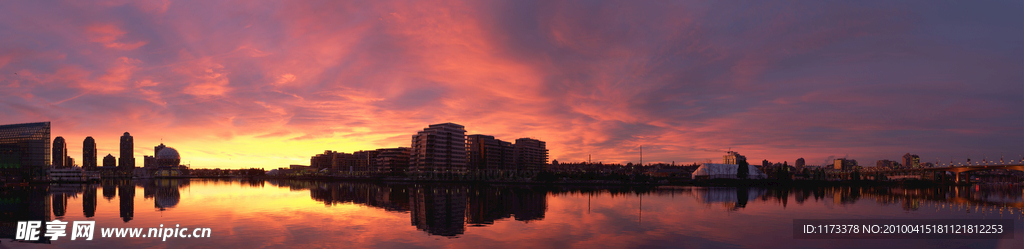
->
737;159;749;179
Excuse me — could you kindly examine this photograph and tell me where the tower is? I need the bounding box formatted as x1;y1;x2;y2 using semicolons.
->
53;136;67;168
119;132;134;170
83;136;97;170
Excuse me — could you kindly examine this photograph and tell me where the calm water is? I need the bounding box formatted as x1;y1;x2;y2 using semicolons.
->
3;179;1024;248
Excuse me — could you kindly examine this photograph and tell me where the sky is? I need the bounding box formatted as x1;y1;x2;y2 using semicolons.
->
0;0;1021;169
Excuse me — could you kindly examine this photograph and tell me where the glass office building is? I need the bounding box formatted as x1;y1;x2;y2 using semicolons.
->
0;122;50;181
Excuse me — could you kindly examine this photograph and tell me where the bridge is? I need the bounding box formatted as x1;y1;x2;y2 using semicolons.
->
864;162;1024;183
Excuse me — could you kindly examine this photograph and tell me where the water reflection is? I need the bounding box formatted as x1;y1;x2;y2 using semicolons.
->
3;180;1024;247
141;179;188;211
268;181;1024;237
83;186;96;217
0;185;51;243
119;182;134;222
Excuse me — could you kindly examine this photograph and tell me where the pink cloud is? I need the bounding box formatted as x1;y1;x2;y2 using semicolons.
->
0;1;1019;169
85;24;148;50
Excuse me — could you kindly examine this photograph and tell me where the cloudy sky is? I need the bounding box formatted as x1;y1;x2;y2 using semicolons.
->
1;0;1020;169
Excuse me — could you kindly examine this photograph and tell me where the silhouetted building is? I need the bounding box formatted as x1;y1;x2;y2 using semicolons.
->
375;147;411;173
311;150;355;171
902;153;920;169
0;122;51;181
155;143;166;157
411;123;467;172
311;150;332;170
83;137;97;170
514;138;547;171
143;155;156;168
103;154;117;168
351;150;380;172
795;158;805;170
52;136;67;168
876;159;899;168
157;147;181;167
833;158;856;170
119;132;134;171
65;156;75;167
467;135;515;171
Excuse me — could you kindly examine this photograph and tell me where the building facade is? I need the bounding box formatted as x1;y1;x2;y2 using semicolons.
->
833;158;857;170
722;150;746;165
52;136;67;168
119;132;134;171
103;154;117;168
0;122;50;181
410;123;467;172
312;147;412;173
876;159;899;168
83;136;97;170
514;138;547;171
466;135;515;171
374;147;410;173
902;153;920;169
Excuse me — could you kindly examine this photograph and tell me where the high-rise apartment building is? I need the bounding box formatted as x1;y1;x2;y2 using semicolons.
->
52;136;67;168
722;150;746;165
119;132;134;170
902;153;920;169
375;147;411;173
514;138;547;171
410;123;466;172
467;135;515;171
83;136;97;170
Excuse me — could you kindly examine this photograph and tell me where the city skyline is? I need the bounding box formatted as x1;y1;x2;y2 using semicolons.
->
0;1;1020;170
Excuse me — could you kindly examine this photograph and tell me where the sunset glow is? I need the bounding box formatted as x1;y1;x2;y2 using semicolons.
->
0;1;1020;169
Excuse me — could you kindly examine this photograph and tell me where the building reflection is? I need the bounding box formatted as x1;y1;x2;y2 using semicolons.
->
50;184;85;219
691;187;766;210
410;184;467;236
140;179;189;211
273;181;549;237
102;181;116;201
51;192;67;219
467;186;547;224
0;186;51;243
119;182;134;222
83;186;96;217
7;179;1024;241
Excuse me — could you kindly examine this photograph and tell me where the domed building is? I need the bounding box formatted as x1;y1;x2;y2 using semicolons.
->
152;145;184;177
156;147;181;167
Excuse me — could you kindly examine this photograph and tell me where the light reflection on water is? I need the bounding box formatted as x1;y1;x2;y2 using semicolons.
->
3;179;1024;248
